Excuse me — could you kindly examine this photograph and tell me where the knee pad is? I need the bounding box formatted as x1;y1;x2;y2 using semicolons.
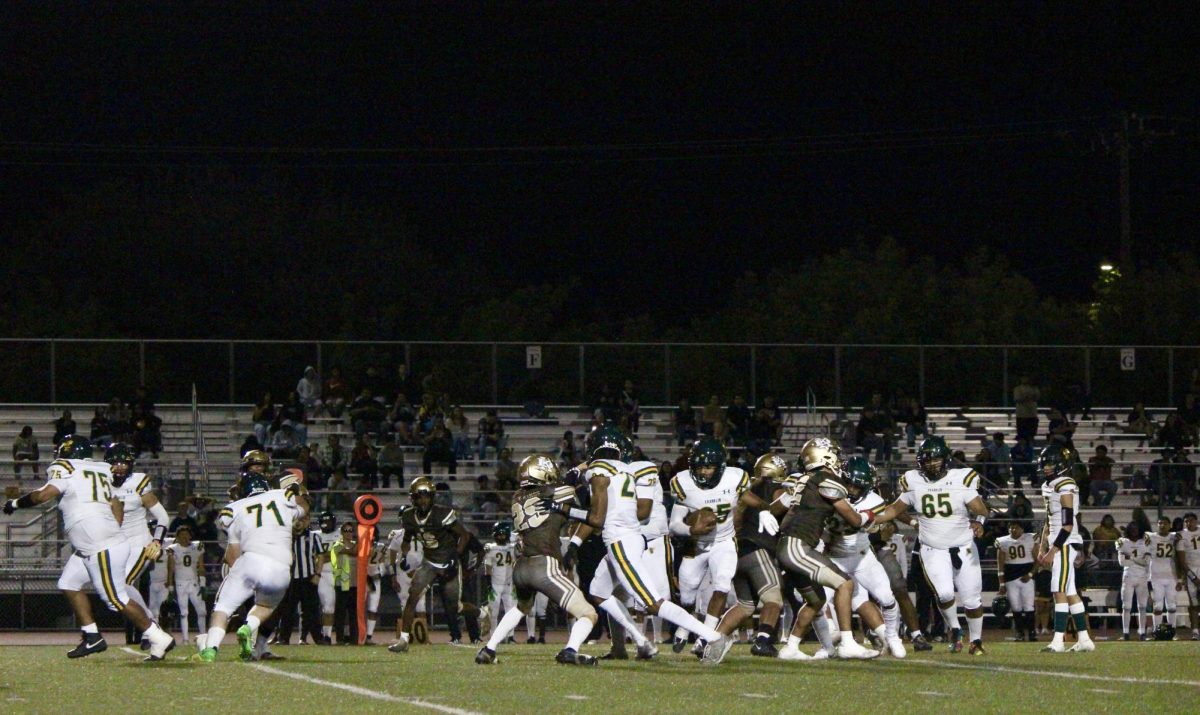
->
760;584;783;607
799;586;826;610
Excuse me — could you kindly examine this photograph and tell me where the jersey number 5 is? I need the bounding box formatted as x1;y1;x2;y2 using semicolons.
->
920;493;953;518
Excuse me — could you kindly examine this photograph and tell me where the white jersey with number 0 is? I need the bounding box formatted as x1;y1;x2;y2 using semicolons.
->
898;467;981;549
995;533;1035;565
45;458;122;556
170;542;203;584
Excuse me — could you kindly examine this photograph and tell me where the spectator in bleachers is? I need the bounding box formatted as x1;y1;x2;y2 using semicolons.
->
1091;514;1121;562
321;434;347;487
447;406;472;461
1013;376;1040;443
11;425;39;481
1126;401;1156;439
323;366;350;419
747;405;776;456
1046;407;1075;448
279;390;308;446
129;385;154;415
593;384;619;423
350;434;378;488
297;366;323;417
725;395;751;445
361;366;385;401
1087;445;1118;506
759;396;784;445
52;409;76;446
986;432;1011;484
1179;392;1200;442
239;434;262;457
252;392;276;446
700;395;721;435
391;363;415;405
106;397;131;438
494;448;517;491
673;398;698;446
477;409;506;460
1130;506;1153;536
673;443;691;476
900;398;927;448
621;379;641;435
557;430;578;468
1157;413;1192;453
421;417;457;479
376;435;405;489
1174;449;1197;506
711;414;730;444
89;407;111;444
388;393;416;444
416;393;443;440
296;444;322;481
349;388;387;438
131;406;163;458
267;423;300;459
1148;448;1180;506
1010;436;1034;490
168;502;197;534
856;405;893;463
973;445;998;490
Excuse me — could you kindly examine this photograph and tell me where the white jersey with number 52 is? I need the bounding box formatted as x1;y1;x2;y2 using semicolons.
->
898;467;981;549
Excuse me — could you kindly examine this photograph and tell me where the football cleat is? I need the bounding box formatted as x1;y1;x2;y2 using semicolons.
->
811;647;832;660
555;648;597;666
1026;632;1038;642
67;632;108;659
236;625;254;662
192;647;217;663
599;650;628;660
968;639;985;656
911;634;932;651
1122;633;1131;641
867;631;885;651
672;637;688;653
750;636;779;657
635;642;658;660
388;639;410;653
700;635;733;666
258;651;286;661
1192;630;1200;641
1041;641;1065;653
949;629;963;653
474;646;497;665
691;639;706;659
526;636;537;645
777;645;811;661
887;638;907;659
146;632;175;661
1139;632;1151;641
1068;640;1095;652
836;639;880;660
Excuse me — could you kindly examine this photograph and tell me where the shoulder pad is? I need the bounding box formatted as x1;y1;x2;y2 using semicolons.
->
817;478;848;501
440;508;458;526
134;473;153;495
587;459;619;475
1053;477;1078;493
959;469;980;489
669;474;687;501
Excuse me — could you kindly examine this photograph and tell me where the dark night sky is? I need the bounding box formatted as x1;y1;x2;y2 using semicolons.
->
4;3;1200;311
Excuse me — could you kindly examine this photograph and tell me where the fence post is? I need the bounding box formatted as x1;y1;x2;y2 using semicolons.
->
491;343;499;404
664;345;671;406
834;346;842;406
139;340;146;386
579;345;586;406
228;342;236;404
750;345;757;405
918;346;926;405
49;339;56;404
1002;347;1009;407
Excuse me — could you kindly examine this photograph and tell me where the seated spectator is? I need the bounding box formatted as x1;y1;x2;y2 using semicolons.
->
1004;492;1035;532
1046;407;1075;448
973;446;998;491
759;396;784;445
89;407;112;444
986;432;1012;486
1174;449;1197;506
376;435;405;489
388;393;416;444
434;480;453;508
1091;514;1121;561
711;415;730;444
1180;392;1200;443
673;444;691;476
252;392;276;446
239;434;262;457
856;407;893;463
131;406;163;458
477;409;507;460
700;395;721;435
1010;436;1034;489
106;397;132;438
593;384;619;423
416;392;442;439
747;406;776;456
350;435;378;488
267;423;300;459
478;491;500;520
673;398;698;446
323;366;350;419
296;366;324;417
725;395;751;445
11;425;39;481
621;380;641;435
279;390;308;446
1157;413;1192;453
1147;448;1179;505
494;448;518;491
296;444;323;481
168;502;197;535
349;388;387;438
422;417;457;479
128;385;154;415
900;398;928;448
1130;506;1153;536
52;409;76;446
1125;401;1156;439
321;433;346;483
1087;445;1118;506
447;406;472;460
557;430;578;467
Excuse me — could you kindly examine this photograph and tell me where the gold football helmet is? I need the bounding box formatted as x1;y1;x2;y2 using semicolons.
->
518;454;561;488
799;437;842;472
753;453;789;482
240;449;271;474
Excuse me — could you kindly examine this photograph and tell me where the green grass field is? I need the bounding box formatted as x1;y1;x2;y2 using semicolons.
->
1;639;1197;714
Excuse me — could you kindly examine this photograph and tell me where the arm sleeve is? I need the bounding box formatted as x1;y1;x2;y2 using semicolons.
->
669;503;693;537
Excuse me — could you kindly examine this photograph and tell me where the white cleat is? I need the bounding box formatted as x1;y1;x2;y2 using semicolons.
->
835;639;880;660
1068;639;1095;652
887;637;907;659
811;648;832;660
195;634;207;651
1041;641;1065;653
700;635;733;666
778;645;813;661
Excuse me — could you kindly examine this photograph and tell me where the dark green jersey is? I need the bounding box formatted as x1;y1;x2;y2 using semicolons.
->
401;503;461;563
512;484;575;559
779;468;849;547
737;477;781;556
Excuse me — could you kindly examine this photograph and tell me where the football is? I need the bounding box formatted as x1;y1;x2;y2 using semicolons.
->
688;508;717;531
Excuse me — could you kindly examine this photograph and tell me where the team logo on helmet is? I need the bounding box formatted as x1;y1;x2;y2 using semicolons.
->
753;453;789;483
518;454;560;487
799;437;842;473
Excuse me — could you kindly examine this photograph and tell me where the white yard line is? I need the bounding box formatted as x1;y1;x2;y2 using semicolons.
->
909;659;1200;688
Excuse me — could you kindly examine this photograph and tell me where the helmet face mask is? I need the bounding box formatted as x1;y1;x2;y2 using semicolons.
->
318;511;337;532
410;478;436;514
104;442;136;487
241;449;271;476
689;437;728;488
916;436;951;480
585;425;629;461
492;521;512;543
239;473;270;499
1037;445;1073;481
842;456;877;499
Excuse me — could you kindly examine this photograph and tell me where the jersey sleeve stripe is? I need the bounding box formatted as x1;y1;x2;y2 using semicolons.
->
738;472;750;491
634;466;658;479
1055;479;1077;492
670;477;685;501
136;475;152;494
590;461;617;475
898;476;908;492
51;459;75;473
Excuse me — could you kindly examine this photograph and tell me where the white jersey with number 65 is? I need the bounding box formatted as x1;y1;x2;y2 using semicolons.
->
898;467;981;550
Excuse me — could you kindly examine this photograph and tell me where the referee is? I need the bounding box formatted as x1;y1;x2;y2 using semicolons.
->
275;512;328;645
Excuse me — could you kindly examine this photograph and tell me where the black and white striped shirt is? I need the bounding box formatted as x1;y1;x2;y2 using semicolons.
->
292;528;327;579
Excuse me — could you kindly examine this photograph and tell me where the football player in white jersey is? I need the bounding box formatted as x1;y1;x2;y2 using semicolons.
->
629;454;671;648
1117;520;1152;640
667;437;753;654
871;436;991;655
193;471;307;662
147;535;173;623
555;425;729;664
1176;513;1200;640
314;510;340;643
995;521;1036;641
483;521;517;640
364;536;389;644
386;522;426;642
105;443;170;638
3;436;175;660
1147;516;1179;633
1034;445;1095;652
168;524;207;643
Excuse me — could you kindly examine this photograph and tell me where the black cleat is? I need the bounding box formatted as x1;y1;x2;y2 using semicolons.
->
475;646;497;665
1122;633;1131;641
555;648;597;666
911;634;932;652
67;632;108;659
139;638;150;651
750;636;779;657
526;636;537;645
949;629;963;653
672;637;688;653
599;649;629;660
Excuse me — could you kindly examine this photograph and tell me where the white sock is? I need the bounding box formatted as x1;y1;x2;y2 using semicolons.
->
181;611;190;640
245;614;261;639
872;624;887;643
648;616;661;642
143;622;166;641
526;614;536;639
206;626;227;650
82;623;99;634
940;604;960;632
599;597;648;647
840;630;856;646
659;601;721;642
881;602;899;640
367;619;376;637
198;613;207;632
909;629;923;640
703;613;719;630
966;615;983;642
786;634;801;649
322;625;332;638
487;608;527;650
401;631;411;643
1121;610;1131;634
566;618;593;651
812;614;835;651
674;622;690;641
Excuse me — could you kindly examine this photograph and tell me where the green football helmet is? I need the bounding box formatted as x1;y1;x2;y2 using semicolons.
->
55;435;93;460
842;456;877;494
1037;444;1073;480
585;424;627;461
916;436;951;480
492;521;513;542
689;436;728;488
104;442;136;487
238;473;271;499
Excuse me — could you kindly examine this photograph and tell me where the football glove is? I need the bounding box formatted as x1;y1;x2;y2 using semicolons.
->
757;510;779;536
563;542;579;572
2;500;16;515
